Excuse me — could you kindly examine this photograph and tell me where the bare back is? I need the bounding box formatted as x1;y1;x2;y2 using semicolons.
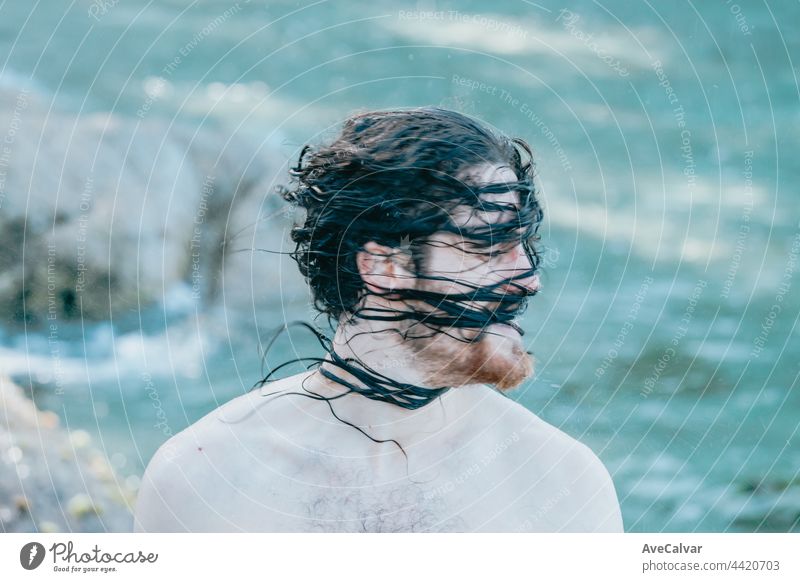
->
134;371;623;532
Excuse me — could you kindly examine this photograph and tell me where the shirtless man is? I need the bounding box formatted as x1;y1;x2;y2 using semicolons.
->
134;107;623;532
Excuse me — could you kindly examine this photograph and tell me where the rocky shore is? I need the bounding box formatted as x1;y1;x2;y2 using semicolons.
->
0;374;136;532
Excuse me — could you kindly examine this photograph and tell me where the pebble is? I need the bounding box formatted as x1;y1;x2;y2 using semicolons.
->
66;494;100;519
125;475;141;491
6;446;23;463
13;495;29;513
38;520;60;533
110;452;127;468
69;430;92;449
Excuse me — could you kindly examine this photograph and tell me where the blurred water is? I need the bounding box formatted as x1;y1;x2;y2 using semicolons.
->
1;0;798;532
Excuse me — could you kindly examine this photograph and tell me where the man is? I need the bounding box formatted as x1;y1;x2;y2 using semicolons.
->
134;107;623;532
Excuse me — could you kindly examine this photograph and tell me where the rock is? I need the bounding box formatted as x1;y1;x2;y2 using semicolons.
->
13;495;29;513
38;521;60;533
68;430;91;449
0;84;293;326
66;494;100;519
0;374;134;532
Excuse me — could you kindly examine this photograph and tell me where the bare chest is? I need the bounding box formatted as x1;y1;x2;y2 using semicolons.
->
200;432;550;532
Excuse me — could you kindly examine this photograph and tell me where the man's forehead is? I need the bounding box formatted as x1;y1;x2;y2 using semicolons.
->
464;163;518;185
448;164;522;229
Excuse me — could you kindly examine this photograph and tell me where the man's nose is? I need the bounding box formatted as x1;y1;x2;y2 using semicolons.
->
501;246;541;293
510;271;541;294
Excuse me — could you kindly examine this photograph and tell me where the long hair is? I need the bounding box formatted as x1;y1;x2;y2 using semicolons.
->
279;107;543;325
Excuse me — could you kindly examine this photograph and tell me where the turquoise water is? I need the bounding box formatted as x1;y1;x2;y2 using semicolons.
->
1;0;798;532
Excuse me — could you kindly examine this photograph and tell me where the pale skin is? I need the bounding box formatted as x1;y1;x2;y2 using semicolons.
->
134;164;624;532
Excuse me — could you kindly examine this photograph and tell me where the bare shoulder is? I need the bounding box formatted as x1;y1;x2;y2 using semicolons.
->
478;387;624;532
132;405;237;532
133;372;313;532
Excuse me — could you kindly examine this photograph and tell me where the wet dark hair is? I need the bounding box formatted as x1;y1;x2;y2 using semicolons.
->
280;106;543;328
231;108;544;468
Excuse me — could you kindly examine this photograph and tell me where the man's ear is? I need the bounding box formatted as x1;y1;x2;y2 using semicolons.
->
356;241;415;294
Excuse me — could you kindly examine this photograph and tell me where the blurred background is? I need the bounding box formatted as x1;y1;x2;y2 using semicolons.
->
0;0;797;533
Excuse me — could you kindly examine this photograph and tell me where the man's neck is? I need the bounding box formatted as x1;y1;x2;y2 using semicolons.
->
327;314;433;388
296;310;478;441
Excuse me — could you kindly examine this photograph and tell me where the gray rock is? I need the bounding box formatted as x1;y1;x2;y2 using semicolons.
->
0;85;296;325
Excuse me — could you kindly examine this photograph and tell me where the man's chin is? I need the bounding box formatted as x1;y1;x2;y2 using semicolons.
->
417;324;535;391
477;327;535;391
